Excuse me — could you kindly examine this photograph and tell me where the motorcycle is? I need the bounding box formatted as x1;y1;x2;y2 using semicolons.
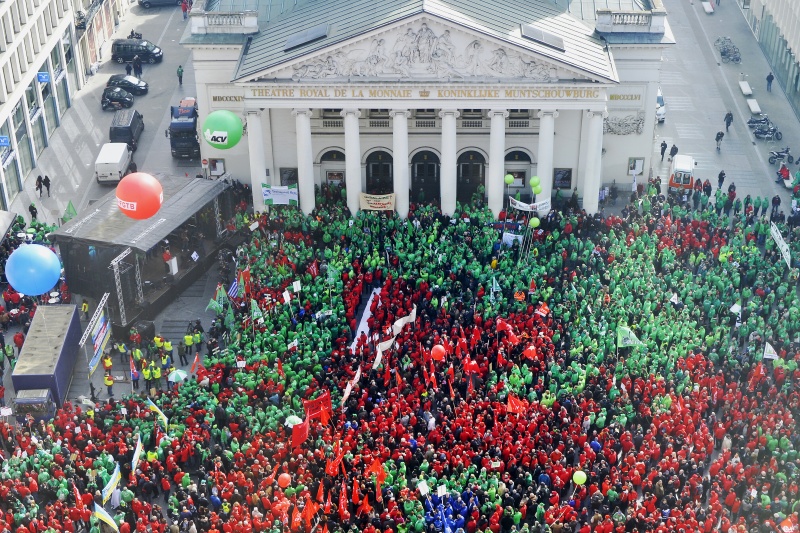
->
755;126;783;141
128;30;142;39
769;146;793;164
101;98;127;111
748;114;771;128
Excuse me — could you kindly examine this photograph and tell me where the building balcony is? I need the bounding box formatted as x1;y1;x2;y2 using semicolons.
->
595;0;666;34
189;6;258;34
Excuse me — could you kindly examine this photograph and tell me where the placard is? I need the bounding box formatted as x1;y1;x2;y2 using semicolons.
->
293;281;302;292
191;251;199;262
437;485;447;497
359;193;396;211
236;360;246;368
0;407;12;416
417;480;430;496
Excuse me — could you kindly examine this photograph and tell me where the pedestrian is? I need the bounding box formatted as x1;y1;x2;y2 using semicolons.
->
767;72;774;92
142;361;152;391
42;175;50;197
660;140;667;162
131;365;139;390
715;130;724;151
125;63;132;76
35;176;43;197
181;0;188;19
104;372;114;397
718;170;726;189
177;65;184;86
81;299;89;320
724;111;733;131
28;202;37;220
668;144;678;162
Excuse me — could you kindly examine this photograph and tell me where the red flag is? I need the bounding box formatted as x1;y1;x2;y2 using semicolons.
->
291;505;302;531
302;496;318;529
322;524;328;533
496;318;512;332
467;376;474;397
129;356;136;375
507;394;527;415
265;464;279;485
448;378;454;399
394;367;403;390
536;302;551;316
523;345;537;360
338;480;347;521
73;483;84;511
497;350;506;367
351;480;360;505
383;360;391;387
422;364;430;386
357;495;372;517
324;490;332;514
429;361;438;390
529;278;536;293
308;260;320;279
190;352;202;374
316;482;324;504
326;447;344;477
277;358;285;378
780;516;798;533
291;417;309;448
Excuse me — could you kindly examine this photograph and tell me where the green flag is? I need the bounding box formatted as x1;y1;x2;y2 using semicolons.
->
224;304;235;330
205;298;222;314
63;201;78;223
327;265;340;284
251;299;263;320
617;326;644;348
215;284;228;308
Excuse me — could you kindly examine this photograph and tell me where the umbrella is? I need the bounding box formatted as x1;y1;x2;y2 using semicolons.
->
169;369;189;382
284;415;303;427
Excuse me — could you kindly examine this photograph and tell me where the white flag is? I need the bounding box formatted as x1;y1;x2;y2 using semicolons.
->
764;342;779;360
288;339;299;350
669;293;679;305
282;290;291;304
293;280;302;292
351;365;362;387
372;345;383;370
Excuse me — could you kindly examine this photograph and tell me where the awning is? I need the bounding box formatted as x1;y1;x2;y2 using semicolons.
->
50;176;229;252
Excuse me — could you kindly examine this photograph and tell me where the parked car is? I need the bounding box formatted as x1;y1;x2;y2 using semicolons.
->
110;39;163;64
109;109;145;152
656;87;666;123
101;87;134;111
106;74;149;96
138;0;180;7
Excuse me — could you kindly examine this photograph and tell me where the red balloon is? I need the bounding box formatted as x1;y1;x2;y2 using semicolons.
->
116;173;164;220
431;344;446;361
277;473;291;488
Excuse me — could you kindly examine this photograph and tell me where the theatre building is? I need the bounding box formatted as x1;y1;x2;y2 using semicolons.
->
184;0;673;217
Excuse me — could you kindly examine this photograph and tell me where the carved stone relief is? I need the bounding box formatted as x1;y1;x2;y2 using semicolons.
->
603;111;645;135
290;22;557;82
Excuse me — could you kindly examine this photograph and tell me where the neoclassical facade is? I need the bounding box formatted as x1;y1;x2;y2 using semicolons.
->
184;0;673;217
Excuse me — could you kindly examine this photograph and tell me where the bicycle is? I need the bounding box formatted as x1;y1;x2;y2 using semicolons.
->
714;36;734;49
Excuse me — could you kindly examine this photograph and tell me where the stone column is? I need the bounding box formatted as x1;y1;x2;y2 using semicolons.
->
341;109;362;216
292;108;315;215
439;109;459;216
488;109;509;218
582;110;605;214
390;109;411;219
535;110;558;215
246;111;267;213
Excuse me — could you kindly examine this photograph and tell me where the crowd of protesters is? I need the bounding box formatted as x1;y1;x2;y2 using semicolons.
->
1;182;800;533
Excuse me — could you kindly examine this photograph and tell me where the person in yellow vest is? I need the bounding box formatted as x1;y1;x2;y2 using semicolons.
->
154;334;164;350
182;333;194;366
151;363;162;390
163;338;173;359
102;354;113;372
116;341;128;364
146;449;157;462
160;353;171;374
131;346;143;364
193;329;203;355
81;299;89;320
141;361;152;390
104;372;114;397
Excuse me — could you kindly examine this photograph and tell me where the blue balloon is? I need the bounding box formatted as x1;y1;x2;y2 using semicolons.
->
6;244;61;296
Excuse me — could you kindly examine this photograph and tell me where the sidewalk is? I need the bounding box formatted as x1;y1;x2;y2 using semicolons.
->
657;0;800;208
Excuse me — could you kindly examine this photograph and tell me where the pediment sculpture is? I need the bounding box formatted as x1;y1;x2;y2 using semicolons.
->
291;22;557;82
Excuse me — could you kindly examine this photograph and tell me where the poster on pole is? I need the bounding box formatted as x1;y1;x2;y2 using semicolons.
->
88;309;111;376
771;222;792;269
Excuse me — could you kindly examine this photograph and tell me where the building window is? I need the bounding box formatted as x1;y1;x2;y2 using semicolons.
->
25;80;38;118
415;109;436;117
369;109;389;118
461;109;483;119
321;108;342;118
50;46;63;77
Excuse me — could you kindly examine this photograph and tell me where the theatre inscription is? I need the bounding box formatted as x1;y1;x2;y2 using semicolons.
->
248;87;601;100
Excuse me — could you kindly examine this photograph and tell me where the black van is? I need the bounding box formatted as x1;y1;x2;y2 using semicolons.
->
109;109;145;151
111;39;164;64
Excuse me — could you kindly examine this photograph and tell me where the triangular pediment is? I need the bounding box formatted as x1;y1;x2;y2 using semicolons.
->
238;15;605;84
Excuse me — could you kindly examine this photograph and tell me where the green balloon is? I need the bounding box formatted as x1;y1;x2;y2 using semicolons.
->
573;470;587;485
504;174;514;185
533;185;543;195
529;217;540;228
202;110;243;150
529;175;540;187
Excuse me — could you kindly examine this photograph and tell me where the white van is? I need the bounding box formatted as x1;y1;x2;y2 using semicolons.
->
95;143;133;184
668;154;696;196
